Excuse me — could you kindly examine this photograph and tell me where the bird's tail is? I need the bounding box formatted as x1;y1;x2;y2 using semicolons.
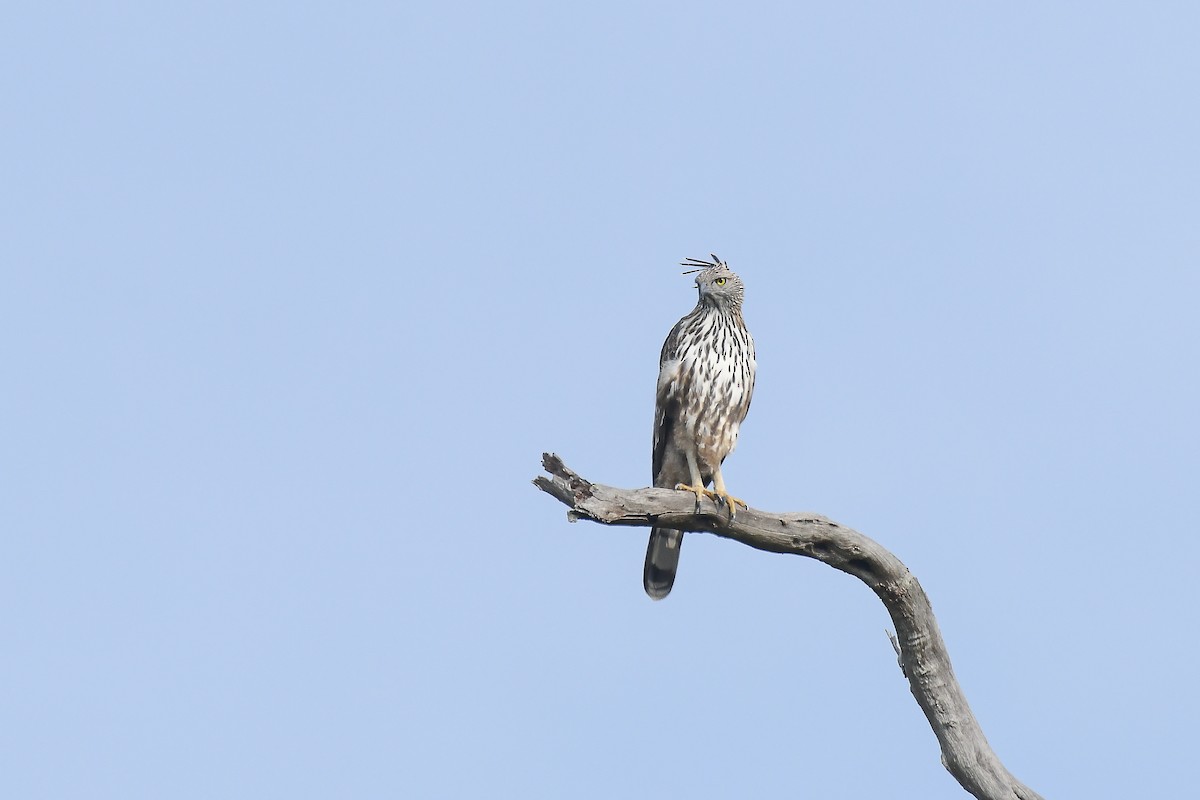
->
643;528;683;600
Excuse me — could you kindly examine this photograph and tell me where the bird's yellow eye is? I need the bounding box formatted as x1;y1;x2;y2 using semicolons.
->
714;277;727;286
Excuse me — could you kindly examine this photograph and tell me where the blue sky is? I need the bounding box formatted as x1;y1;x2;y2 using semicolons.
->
4;2;1198;797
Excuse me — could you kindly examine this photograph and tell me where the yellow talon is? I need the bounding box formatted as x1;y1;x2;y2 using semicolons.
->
675;484;747;519
675;482;711;510
722;492;748;517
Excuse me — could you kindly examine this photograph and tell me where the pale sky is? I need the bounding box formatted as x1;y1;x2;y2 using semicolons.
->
4;3;1199;798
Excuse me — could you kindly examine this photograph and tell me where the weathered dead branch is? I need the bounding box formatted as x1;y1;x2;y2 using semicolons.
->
533;453;1043;800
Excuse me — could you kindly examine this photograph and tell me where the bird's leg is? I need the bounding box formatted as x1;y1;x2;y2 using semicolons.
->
675;449;712;514
674;449;742;516
711;466;748;520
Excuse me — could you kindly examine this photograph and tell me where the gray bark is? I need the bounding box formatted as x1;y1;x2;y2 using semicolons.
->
533;453;1044;800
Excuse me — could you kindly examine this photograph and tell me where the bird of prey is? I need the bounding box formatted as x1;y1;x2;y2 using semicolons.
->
643;255;756;600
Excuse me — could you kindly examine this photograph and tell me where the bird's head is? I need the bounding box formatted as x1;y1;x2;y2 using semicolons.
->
682;254;745;310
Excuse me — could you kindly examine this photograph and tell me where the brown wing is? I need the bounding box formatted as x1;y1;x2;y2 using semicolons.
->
652;317;689;484
646;317;693;599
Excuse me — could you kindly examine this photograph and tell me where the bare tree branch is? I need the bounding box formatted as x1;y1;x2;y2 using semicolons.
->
533;453;1043;800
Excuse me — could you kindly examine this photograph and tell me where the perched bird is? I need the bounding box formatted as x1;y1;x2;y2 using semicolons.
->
643;255;756;600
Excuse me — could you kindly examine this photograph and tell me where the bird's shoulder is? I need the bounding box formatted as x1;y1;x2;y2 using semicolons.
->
659;309;702;364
